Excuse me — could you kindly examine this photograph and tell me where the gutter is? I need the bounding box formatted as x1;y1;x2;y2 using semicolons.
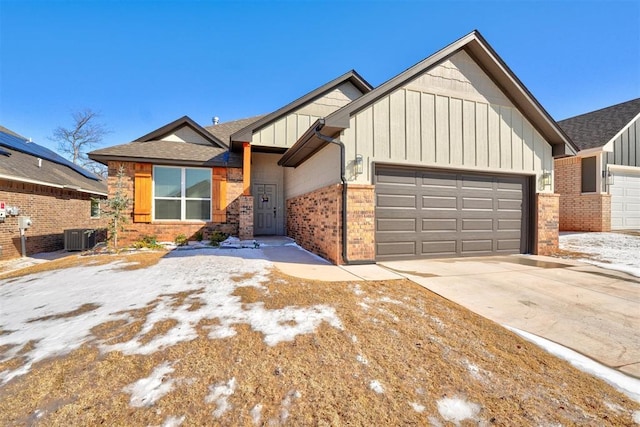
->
314;119;375;265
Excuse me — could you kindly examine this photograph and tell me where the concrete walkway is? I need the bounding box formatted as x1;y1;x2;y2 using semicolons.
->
380;255;640;378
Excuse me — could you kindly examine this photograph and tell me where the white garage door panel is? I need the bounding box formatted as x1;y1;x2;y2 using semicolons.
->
610;167;640;230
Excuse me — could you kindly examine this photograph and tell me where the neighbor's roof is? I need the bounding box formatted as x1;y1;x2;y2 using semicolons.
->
0;128;107;195
229;70;373;151
558;98;640;151
280;30;578;167
89;116;241;167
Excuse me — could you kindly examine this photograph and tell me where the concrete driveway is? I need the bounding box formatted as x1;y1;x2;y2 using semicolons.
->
380;255;640;378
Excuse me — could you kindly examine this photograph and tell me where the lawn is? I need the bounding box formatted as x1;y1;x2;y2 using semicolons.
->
1;249;639;426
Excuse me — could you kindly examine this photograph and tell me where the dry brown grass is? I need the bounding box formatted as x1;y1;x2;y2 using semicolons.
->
0;270;638;426
0;251;166;281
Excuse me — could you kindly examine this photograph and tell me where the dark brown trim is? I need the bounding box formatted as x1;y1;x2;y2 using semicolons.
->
89;154;242;168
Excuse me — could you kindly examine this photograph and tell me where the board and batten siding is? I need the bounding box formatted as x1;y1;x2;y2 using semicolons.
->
605;114;640;169
341;50;553;191
161;125;212;145
252;81;364;149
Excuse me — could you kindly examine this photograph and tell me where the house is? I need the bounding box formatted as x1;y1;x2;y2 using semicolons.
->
555;98;640;232
89;30;576;264
0;126;107;261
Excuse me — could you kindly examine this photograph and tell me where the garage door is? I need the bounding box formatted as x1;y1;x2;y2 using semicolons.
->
610;167;640;230
375;166;530;260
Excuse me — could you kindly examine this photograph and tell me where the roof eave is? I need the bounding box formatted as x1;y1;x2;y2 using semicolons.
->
88;153;240;168
278;119;344;167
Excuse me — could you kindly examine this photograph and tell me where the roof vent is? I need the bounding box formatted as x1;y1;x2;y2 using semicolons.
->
212;116;220;125
37;158;42;168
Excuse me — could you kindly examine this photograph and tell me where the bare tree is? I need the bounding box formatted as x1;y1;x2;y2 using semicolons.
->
50;109;110;178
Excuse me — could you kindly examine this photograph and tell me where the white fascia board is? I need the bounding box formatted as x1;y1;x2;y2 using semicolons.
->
602;111;640;152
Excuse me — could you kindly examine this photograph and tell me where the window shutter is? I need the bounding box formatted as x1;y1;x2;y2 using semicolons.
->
134;163;152;223
213;167;227;222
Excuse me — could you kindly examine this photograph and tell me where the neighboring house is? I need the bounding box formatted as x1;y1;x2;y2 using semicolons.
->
90;30;576;264
555;98;640;231
0;126;107;261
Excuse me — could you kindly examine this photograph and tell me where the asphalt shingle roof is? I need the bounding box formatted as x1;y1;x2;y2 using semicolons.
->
205;115;266;143
89;140;242;167
0;130;107;195
558;98;640;151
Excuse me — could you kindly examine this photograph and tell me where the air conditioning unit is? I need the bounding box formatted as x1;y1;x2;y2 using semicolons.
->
64;229;97;251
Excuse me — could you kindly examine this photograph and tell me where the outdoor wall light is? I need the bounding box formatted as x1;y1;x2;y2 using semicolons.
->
540;170;552;190
603;169;614;186
355;154;364;175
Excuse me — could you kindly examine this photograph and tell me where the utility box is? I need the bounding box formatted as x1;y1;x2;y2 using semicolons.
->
0;201;5;222
64;229;97;251
18;216;32;229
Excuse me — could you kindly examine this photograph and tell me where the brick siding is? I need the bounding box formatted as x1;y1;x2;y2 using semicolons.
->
534;193;559;256
0;179;107;260
286;184;342;264
554;157;611;231
286;184;375;265
107;161;243;246
345;185;375;262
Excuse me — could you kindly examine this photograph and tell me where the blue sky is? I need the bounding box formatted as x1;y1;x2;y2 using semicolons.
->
1;0;639;153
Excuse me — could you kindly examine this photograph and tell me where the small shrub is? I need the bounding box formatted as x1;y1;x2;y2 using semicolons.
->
174;234;188;247
194;231;204;242
131;234;163;249
209;231;228;247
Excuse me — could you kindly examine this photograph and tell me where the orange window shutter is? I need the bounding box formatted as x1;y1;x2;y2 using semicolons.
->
212;167;227;222
134;163;152;223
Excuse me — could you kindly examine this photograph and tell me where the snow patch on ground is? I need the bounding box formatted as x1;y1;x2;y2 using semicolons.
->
0;249;343;383
633;410;640;423
507;326;640;403
369;380;384;394
436;397;481;426
559;232;640;277
123;362;175;408
205;377;237;419
161;415;185;427
356;354;368;365
250;403;263;425
275;390;300;424
409;402;425;413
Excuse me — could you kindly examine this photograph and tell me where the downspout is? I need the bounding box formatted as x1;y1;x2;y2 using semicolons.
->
314;119;375;265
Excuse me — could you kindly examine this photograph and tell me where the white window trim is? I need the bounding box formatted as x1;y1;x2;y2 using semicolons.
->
90;199;101;218
152;165;212;222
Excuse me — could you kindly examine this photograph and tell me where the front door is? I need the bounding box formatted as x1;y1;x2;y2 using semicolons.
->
254;183;277;235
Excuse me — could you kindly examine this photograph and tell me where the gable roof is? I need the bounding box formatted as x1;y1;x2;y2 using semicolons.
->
0;128;107;195
558;98;640;151
136;115;227;148
229;70;373;151
281;30;576;167
89;116;241;167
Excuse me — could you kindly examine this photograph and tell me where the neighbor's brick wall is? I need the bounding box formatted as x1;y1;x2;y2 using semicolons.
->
345;185;375;262
0;179;107;260
554;157;611;231
286;184;342;264
534;193;559;256
108;161;243;246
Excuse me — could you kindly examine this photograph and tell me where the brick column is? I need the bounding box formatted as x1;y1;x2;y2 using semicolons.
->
238;195;254;240
345;185;375;263
535;193;560;256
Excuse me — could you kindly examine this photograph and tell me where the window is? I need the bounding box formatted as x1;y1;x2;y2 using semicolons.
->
153;166;211;221
581;156;597;193
90;199;100;218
